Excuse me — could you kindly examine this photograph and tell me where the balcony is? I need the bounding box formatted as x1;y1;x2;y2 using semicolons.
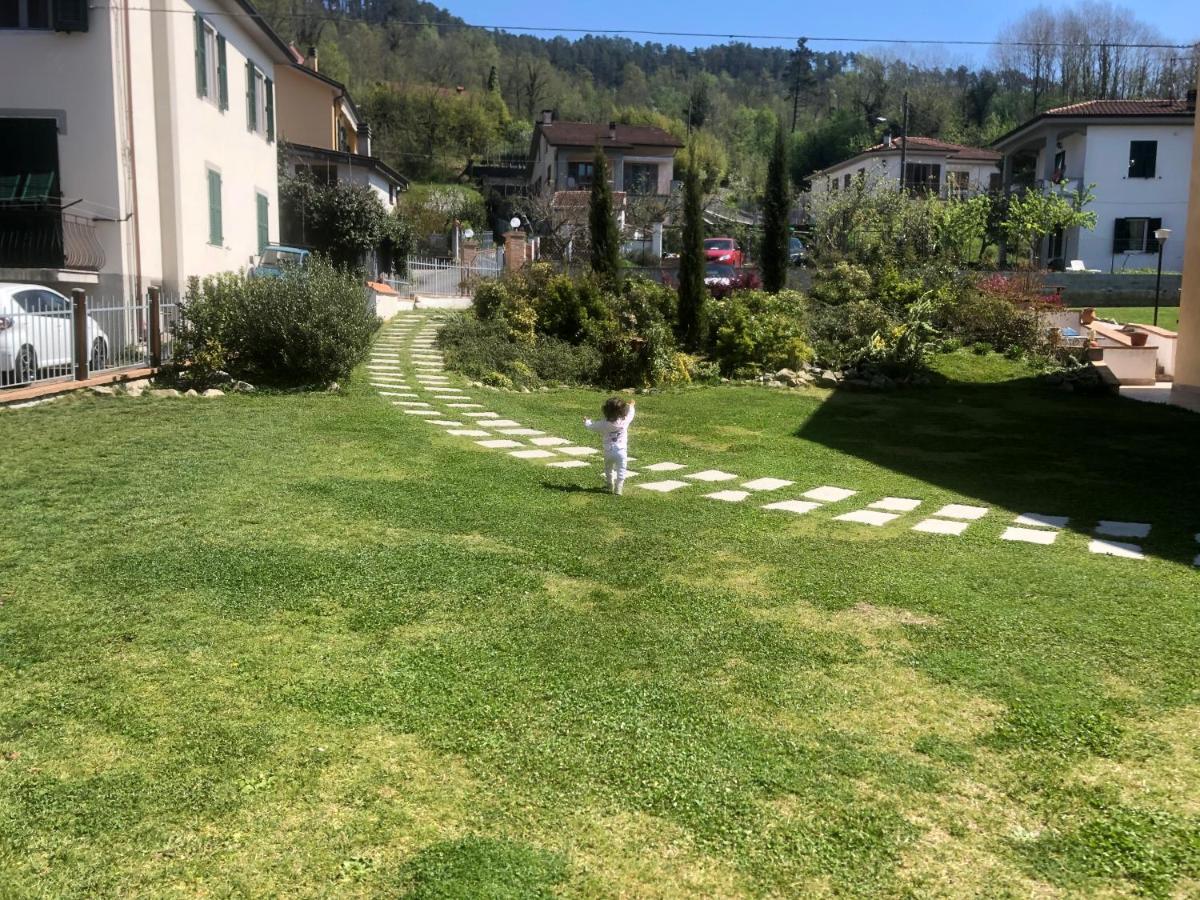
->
0;207;104;272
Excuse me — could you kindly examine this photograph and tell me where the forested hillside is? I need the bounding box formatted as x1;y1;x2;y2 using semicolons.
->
256;0;1199;193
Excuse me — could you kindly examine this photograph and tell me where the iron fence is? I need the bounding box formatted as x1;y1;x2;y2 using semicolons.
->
407;252;504;296
0;289;75;387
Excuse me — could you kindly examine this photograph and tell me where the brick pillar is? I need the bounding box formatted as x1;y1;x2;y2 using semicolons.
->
460;241;479;269
504;231;526;272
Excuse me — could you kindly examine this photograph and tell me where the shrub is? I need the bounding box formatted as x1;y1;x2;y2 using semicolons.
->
865;297;939;376
707;289;812;376
809;299;897;370
942;292;1047;355
808;261;873;306
438;314;601;388
173;258;376;386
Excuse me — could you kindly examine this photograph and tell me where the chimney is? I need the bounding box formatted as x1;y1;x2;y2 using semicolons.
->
541;109;553;125
305;46;318;72
608;120;617;141
357;122;372;157
1188;89;1197;112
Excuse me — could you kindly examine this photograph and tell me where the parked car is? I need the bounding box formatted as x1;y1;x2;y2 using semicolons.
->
1;283;110;386
704;237;744;267
251;245;309;278
789;236;808;266
704;264;760;298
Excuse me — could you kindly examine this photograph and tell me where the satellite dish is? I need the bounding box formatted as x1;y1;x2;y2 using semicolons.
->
510;216;522;230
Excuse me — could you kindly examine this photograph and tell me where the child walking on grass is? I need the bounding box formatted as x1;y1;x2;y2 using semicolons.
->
584;397;636;495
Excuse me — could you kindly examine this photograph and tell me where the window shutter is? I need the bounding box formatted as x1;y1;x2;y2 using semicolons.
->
208;170;223;246
1112;218;1130;253
1146;217;1163;253
265;77;275;143
217;36;228;111
257;194;269;252
194;15;206;98
53;0;89;32
246;61;256;132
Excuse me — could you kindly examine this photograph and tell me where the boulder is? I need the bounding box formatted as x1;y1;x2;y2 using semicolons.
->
231;381;256;393
149;388;180;398
90;385;116;396
184;388;199;397
201;388;225;398
774;368;800;387
326;382;340;393
869;374;896;391
816;370;841;388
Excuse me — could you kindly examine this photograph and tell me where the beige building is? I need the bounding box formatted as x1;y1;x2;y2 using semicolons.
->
808;136;1002;198
1175;87;1200;408
0;0;291;298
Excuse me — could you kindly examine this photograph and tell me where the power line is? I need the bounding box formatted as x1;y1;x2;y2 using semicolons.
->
87;6;1198;51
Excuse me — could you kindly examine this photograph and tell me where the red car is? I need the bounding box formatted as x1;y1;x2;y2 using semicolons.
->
704;237;743;267
704;264;760;298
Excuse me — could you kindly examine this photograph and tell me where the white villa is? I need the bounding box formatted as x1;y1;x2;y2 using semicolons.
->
809;136;1002;198
0;0;292;298
992;96;1195;273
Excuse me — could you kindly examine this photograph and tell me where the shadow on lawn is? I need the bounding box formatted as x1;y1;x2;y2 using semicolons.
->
797;374;1200;565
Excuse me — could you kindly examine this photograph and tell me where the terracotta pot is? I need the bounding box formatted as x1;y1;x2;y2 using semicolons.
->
1128;332;1148;347
1080;307;1096;325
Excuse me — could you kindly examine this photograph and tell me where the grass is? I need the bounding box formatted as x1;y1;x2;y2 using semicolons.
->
2;320;1199;897
1091;306;1180;331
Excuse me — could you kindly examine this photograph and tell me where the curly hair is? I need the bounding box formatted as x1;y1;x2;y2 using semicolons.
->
602;396;630;422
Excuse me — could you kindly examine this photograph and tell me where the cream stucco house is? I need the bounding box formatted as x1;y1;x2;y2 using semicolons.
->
0;0;292;298
809;136;1002;198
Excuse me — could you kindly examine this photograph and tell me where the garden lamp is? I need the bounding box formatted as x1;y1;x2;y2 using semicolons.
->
1153;227;1171;327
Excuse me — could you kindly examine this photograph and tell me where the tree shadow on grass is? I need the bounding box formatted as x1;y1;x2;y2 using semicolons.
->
797;371;1200;565
541;482;611;495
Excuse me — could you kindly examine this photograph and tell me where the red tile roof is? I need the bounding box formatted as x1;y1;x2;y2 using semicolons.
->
860;135;1001;162
1042;98;1194;117
539;121;683;149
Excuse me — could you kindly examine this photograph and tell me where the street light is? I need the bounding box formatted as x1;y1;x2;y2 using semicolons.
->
1153;227;1171;327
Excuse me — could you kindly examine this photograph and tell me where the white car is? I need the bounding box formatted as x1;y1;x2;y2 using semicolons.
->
0;283;110;386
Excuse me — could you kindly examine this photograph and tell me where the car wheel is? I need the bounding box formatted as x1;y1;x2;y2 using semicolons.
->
90;337;108;373
14;345;37;385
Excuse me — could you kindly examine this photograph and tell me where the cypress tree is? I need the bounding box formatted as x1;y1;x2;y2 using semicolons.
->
761;124;791;293
677;150;706;350
588;147;621;285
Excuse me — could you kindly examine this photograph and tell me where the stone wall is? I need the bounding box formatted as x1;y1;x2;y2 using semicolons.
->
1041;273;1183;307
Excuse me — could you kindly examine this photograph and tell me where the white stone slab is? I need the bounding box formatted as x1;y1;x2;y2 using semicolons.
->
403;409;443;416
556;446;599;456
393;400;432;406
448;429;491;437
475;439;524;449
762;499;823;515
912;518;968;536
1088;539;1145;560
377;392;419;398
706;490;750;502
476;419;521;428
741;478;794;492
433;395;467;401
835;509;899;527
1000;526;1058;545
637;480;691;493
643;462;687;472
868;497;922;512
1095;521;1151;539
802;486;857;503
428;420;463;427
933;504;990;520
496;428;545;436
686;469;739;482
510;449;556;459
1014;513;1070;529
447;403;484;409
547;460;590;469
531;437;572;447
463;411;500;417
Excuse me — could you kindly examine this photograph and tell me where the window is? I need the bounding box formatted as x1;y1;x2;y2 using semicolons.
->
842;173;851;189
903;162;941;194
567;161;594;188
829;177;838;193
338;124;349;153
1;0;50;29
206;168;222;246
946;171;970;198
1128;141;1157;179
193;16;227;109
13;289;68;313
988;172;1003;193
244;63;273;140
623;162;658;195
256;191;269;253
294;163;336;185
857;167;866;180
1112;216;1163;254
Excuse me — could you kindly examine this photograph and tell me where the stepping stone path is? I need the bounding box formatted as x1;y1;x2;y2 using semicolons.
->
366;313;1190;567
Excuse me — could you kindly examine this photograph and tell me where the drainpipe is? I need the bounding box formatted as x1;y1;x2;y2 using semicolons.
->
122;0;143;304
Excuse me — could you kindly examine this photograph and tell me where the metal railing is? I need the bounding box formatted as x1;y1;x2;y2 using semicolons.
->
407;252;504;296
0;208;105;271
2;287;179;390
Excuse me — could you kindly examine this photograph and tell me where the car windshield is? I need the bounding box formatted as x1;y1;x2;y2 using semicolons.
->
260;248;304;267
705;264;735;278
704;240;734;251
789;237;803;250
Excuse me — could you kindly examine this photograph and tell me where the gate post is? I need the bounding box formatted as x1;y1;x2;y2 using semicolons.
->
148;286;162;368
72;288;89;381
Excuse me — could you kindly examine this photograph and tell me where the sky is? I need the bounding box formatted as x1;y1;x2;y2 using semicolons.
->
435;0;1200;63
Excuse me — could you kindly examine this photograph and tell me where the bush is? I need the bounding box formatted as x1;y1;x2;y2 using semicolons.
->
942;292;1047;355
438;314;601;388
707;289;812;376
173;257;376;386
808;300;897;370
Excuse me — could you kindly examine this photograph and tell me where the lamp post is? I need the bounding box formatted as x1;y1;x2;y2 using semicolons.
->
1153;227;1171;327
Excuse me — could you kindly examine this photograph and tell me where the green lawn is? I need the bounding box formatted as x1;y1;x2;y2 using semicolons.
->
1092;306;1181;331
2;319;1199;897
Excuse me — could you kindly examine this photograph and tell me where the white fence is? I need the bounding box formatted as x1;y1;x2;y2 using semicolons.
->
407;251;504;297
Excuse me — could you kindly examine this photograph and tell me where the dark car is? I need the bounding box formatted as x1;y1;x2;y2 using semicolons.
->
704;264;760;298
789;236;807;266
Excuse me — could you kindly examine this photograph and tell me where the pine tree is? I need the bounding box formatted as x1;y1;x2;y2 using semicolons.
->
588;147;621;285
677;151;706;350
761;125;790;294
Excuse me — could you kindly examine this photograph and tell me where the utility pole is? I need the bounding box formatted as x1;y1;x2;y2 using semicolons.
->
897;91;909;192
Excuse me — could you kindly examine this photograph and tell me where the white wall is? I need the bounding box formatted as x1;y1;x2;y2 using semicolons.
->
340;163;397;209
1079;124;1191;273
817;151;998;195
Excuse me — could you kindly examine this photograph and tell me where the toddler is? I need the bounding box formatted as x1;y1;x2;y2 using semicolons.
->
584;397;636;495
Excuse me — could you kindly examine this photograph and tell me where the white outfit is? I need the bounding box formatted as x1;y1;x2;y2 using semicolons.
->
584;406;635;494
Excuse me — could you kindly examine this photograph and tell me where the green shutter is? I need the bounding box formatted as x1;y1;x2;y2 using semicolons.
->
246;60;256;132
217;35;228;111
265;77;274;143
194;14;206;98
53;0;89;33
1146;217;1163;254
256;193;269;252
208;169;223;246
1112;218;1130;254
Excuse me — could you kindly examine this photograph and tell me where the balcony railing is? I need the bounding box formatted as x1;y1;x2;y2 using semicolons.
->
0;207;105;272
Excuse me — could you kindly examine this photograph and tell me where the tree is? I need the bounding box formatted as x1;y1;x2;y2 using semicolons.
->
279;175;395;272
760;126;791;293
588;147;621;284
677;150;706;350
786;38;816;133
1000;182;1097;264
